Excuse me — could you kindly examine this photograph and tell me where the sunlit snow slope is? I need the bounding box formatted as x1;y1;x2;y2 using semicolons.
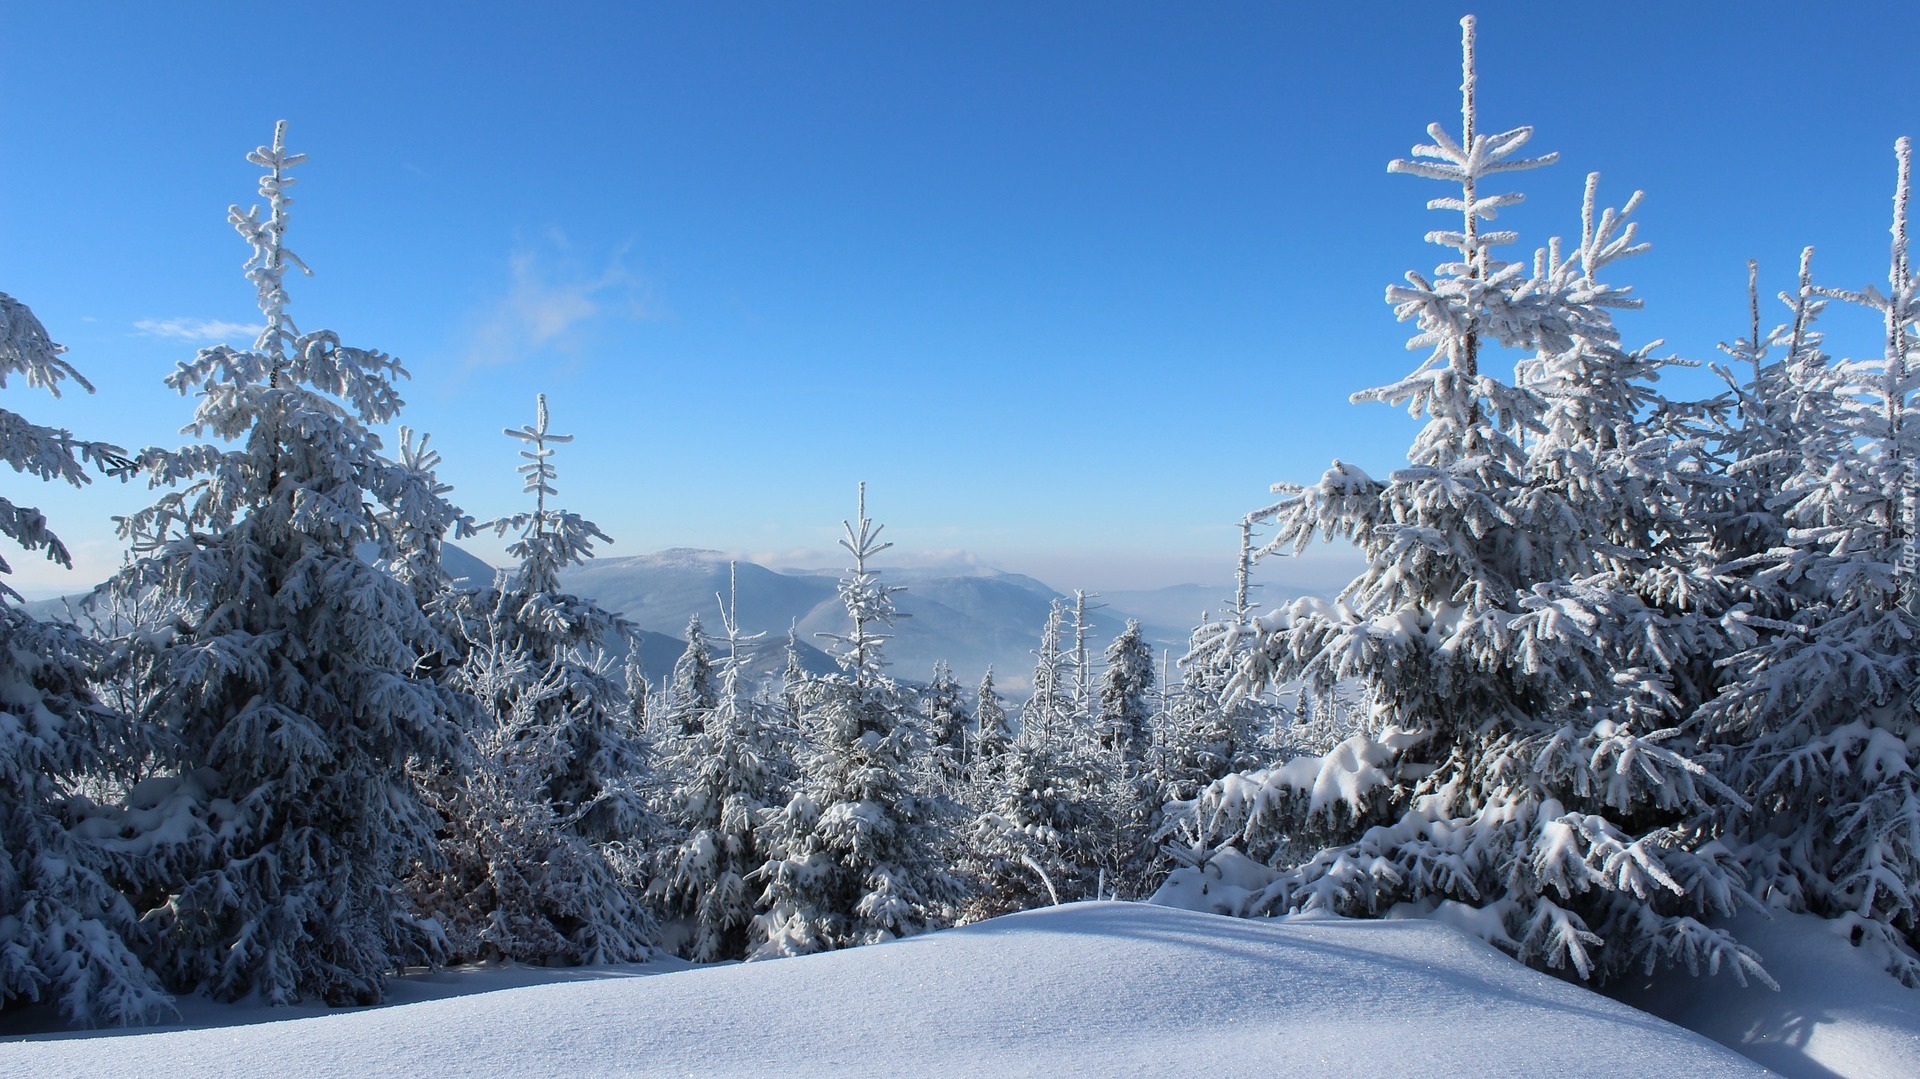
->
6;902;1766;1079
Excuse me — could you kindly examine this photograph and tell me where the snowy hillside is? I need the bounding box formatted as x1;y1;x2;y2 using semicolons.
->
4;903;1770;1079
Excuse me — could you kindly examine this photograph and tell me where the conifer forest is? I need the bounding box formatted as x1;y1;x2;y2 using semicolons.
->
4;11;1919;1079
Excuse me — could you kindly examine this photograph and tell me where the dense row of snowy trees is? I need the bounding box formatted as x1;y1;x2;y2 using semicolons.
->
6;15;1916;1028
1170;16;1920;989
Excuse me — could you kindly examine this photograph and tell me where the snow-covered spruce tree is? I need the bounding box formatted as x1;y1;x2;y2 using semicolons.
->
920;660;972;786
780;622;808;721
110;124;468;1005
1171;19;1763;985
1670;250;1838;742
476;393;647;844
1700;138;1920;982
1093;619;1159;895
1021;598;1076;750
652;564;794;961
667;615;718;735
412;393;654;965
966;611;1140;911
753;484;960;956
960;733;1127;919
623;650;652;735
410;636;654;965
1156;619;1257;798
1070;589;1102;720
1693;257;1819;580
0;290;168;1026
973;666;1013;765
1170;532;1273;783
1508;171;1739;740
1097;620;1154;768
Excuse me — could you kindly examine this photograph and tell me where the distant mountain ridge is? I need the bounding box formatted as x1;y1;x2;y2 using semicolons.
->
556;547;1240;691
24;543;1334;695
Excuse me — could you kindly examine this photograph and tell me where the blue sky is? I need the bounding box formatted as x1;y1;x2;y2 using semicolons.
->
2;1;1914;596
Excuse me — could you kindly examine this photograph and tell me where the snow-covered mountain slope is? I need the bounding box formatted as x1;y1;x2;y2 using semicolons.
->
5;902;1767;1079
565;548;839;638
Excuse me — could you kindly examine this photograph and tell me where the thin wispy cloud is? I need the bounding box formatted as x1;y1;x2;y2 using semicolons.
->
465;232;653;370
134;317;263;343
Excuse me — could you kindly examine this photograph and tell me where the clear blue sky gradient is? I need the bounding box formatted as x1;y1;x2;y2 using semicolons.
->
2;1;1914;595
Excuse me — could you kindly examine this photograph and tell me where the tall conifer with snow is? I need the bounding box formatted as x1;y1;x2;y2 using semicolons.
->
1171;20;1762;985
0;290;168;1025
1094;619;1159;894
1156;621;1254;796
967;610;1139;912
1070;590;1101;720
973;666;1012;764
412;393;653;965
653;564;794;961
1696;259;1813;573
920;660;972;785
1701;138;1920;982
960;733;1127;918
475;394;647;843
410;638;654;965
668;615;718;735
1097;620;1155;768
754;485;960;956
1022;599;1076;750
111;124;469;1005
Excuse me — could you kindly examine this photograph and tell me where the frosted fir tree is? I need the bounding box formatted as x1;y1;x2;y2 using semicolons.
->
380;428;472;608
413;394;654;965
1096;620;1155;769
109;124;469;1005
960;734;1128;919
1168;532;1275;782
1172;20;1763;986
1021;598;1076;750
753;484;960;956
780;622;807;717
668;615;719;735
967;619;1141;910
471;393;647;844
1701;138;1920;982
1070;590;1103;719
1157;613;1266;797
652;563;794;961
1507;171;1739;738
973;666;1013;764
1678;249;1840;725
623;650;652;735
409;636;654;966
920;660;972;783
1693;256;1825;576
0;291;168;1026
1151;627;1237;803
1093;619;1159;893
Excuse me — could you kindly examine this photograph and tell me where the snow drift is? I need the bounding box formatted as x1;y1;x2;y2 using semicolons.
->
5;902;1765;1078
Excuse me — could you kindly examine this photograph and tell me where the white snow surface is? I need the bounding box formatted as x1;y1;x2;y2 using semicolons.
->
4;901;1765;1078
1613;908;1920;1079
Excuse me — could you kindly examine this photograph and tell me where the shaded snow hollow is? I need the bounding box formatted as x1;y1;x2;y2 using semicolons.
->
1613;908;1920;1079
4;902;1764;1079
